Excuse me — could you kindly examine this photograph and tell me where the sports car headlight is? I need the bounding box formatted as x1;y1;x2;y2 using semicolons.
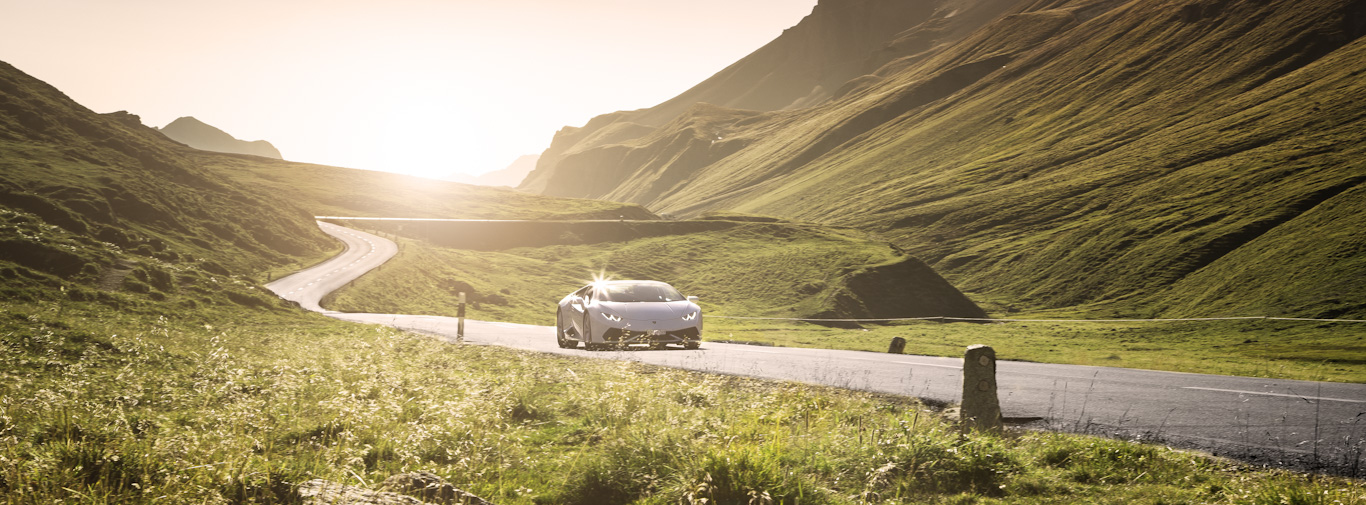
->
603;312;622;322
681;311;698;321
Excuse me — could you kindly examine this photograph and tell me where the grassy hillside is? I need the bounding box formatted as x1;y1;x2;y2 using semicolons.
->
518;0;1027;194
324;217;986;325
521;0;1366;320
0;60;336;309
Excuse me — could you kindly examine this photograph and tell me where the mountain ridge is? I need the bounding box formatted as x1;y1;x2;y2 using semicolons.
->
443;154;539;187
518;0;1024;193
157;116;283;159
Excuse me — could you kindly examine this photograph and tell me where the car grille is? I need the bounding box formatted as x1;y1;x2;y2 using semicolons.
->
602;327;700;343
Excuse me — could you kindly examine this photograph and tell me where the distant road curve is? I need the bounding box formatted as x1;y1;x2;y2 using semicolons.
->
269;221;1366;476
266;221;397;312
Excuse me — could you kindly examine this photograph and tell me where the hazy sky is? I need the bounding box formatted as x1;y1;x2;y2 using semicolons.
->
2;0;815;179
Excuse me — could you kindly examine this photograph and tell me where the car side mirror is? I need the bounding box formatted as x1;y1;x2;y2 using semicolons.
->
687;296;699;304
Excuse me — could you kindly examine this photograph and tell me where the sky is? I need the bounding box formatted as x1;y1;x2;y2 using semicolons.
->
1;0;816;179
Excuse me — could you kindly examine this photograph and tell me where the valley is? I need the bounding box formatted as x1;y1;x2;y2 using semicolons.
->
3;0;1366;500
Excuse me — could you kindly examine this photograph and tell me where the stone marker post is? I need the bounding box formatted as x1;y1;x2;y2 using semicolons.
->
888;337;907;354
961;344;1002;431
457;292;466;344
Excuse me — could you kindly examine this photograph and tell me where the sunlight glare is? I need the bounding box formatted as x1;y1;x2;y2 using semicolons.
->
587;269;614;297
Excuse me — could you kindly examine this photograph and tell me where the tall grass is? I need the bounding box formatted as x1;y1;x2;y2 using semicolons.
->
2;300;1362;504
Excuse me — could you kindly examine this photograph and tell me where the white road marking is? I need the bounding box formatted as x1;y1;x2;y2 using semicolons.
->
896;362;962;369
844;356;962;369
1182;387;1366;404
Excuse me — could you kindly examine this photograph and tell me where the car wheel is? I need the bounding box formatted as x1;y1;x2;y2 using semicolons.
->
684;341;700;350
581;318;599;350
556;310;577;349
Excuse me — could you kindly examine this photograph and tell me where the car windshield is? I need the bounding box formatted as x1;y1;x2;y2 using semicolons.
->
599;283;684;303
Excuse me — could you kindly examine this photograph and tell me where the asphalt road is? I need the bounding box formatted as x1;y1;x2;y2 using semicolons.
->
265;221;397;312
270;221;1366;476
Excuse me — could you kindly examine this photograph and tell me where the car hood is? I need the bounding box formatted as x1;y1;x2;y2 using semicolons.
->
600;301;697;319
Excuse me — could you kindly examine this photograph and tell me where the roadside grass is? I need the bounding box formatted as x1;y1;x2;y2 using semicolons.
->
2;299;1362;504
703;318;1366;384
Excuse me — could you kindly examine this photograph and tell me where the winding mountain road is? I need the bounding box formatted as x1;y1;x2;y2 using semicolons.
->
269;221;1366;475
266;221;398;312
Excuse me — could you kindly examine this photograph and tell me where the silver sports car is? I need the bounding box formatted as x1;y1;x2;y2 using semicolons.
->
556;280;702;350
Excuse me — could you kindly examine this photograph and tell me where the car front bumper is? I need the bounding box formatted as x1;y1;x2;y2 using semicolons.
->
600;326;701;345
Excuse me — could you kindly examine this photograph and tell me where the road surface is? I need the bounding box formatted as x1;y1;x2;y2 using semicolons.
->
269;221;1366;476
266;221;398;312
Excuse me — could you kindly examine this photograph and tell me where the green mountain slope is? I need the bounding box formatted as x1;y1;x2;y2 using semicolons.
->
0;60;331;287
521;0;1366;318
518;0;1024;193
